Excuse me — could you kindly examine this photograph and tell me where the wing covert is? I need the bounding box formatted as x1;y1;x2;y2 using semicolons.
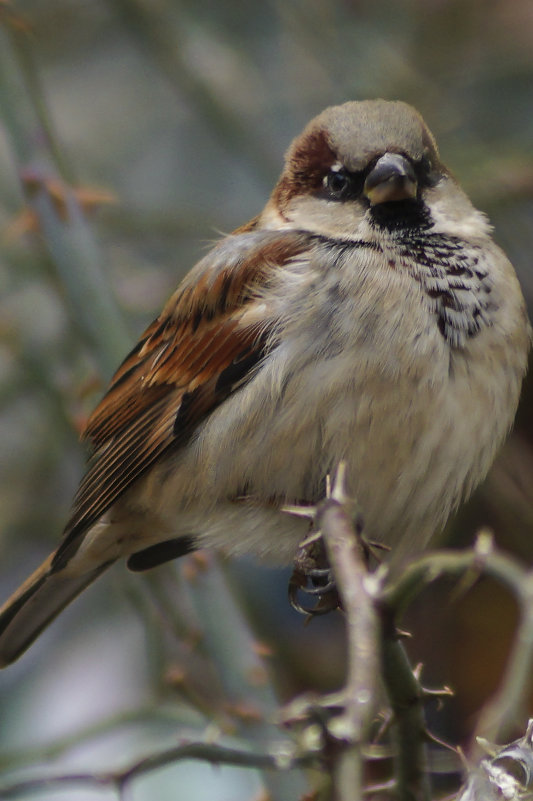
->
55;230;309;563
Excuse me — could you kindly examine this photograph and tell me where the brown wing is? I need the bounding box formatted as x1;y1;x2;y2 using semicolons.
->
54;231;308;566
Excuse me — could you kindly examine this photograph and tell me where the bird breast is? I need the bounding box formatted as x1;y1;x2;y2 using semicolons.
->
115;233;529;566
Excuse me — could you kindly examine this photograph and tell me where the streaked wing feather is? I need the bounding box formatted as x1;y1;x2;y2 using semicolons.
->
54;231;308;566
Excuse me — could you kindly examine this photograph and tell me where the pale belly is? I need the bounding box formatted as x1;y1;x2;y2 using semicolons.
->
113;331;519;569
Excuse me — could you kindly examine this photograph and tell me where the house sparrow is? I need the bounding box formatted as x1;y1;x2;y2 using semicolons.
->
0;100;529;667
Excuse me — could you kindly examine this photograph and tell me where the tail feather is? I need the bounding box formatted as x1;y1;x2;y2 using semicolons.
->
0;556;113;667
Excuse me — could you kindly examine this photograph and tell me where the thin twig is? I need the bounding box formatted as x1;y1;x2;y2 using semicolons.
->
472;573;533;747
317;463;381;801
0;705;204;773
183;554;309;800
380;532;527;616
379;625;431;801
4;22;76;181
380;532;533;779
0;741;313;799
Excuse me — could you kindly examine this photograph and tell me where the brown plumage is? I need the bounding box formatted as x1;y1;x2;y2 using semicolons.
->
59;232;305;558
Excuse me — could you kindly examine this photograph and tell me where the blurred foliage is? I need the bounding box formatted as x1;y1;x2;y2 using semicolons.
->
0;0;532;798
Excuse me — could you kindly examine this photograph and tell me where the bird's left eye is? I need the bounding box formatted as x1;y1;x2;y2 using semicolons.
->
324;169;351;198
323;168;363;200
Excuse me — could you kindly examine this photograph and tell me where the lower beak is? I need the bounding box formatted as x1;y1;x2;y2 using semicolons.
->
364;153;418;205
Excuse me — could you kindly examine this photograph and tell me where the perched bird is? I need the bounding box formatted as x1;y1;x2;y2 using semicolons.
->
0;100;529;667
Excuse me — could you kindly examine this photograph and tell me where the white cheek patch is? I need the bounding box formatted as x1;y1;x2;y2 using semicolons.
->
430;202;491;239
426;181;492;240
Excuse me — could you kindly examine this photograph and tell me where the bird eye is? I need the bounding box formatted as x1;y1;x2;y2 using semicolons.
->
420;152;431;172
324;169;351;198
418;149;440;187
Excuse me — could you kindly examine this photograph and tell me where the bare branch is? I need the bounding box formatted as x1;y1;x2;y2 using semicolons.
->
379;628;432;801
0;741;313;799
316;464;381;801
380;533;533;751
473;574;533;747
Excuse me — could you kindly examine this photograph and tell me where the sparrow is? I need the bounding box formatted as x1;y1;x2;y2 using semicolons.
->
0;100;529;667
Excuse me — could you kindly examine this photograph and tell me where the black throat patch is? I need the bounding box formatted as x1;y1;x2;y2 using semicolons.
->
394;230;496;348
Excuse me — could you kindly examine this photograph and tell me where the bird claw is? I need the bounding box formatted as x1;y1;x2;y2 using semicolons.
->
288;532;340;616
288;568;340;615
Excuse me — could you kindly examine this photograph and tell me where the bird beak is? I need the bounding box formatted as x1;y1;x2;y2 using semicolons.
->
364;153;418;205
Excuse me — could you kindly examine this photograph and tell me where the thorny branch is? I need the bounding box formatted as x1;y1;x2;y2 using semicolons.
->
379;629;432;801
2;483;533;799
381;531;533;748
285;464;434;801
284;475;533;800
314;463;382;800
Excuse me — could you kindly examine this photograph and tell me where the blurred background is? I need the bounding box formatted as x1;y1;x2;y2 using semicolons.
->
0;0;532;798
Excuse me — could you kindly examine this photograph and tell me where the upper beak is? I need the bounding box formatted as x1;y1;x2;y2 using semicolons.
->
364;153;418;205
